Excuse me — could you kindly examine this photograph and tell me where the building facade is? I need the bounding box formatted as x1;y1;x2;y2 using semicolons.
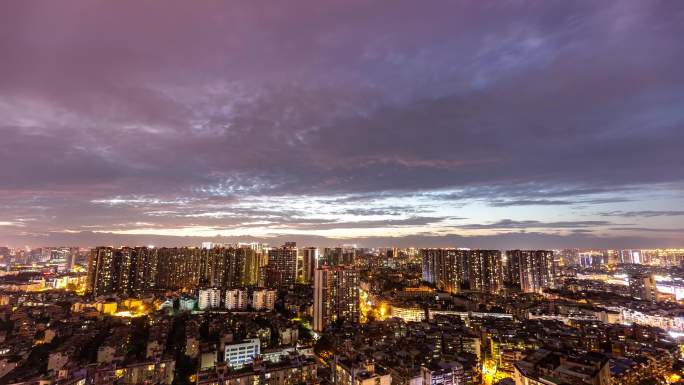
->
313;266;360;332
505;250;555;293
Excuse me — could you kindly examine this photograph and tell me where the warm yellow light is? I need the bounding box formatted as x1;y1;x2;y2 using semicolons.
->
378;303;388;320
667;373;681;384
482;358;498;385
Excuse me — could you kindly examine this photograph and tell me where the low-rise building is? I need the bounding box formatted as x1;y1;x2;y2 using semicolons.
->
225;338;261;369
513;349;610;385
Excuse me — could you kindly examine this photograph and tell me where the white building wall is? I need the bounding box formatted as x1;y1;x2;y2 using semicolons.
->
198;288;221;310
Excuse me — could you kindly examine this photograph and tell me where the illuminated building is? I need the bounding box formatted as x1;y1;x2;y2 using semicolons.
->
95;300;118;315
179;296;197;311
197;355;318;385
87;246;259;296
390;305;426;322
421;361;466;385
267;244;299;288
468;250;503;294
242;247;267;286
86;247;117;297
421;248;438;284
420;248;467;294
505;250;555;293
92;359;176;385
421;248;503;293
225;288;248;310
324;246;356;266
199;247;245;288
313;265;360;332
513;349;610;385
251;288;277;311
333;359;391;385
154;247;202;290
224;338;260;369
301;247;319;284
198;288;221;310
628;273;657;302
87;246;156;296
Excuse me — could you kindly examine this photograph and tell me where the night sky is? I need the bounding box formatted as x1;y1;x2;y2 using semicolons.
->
1;1;683;248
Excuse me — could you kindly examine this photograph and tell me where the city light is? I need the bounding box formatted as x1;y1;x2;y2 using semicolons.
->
1;1;683;384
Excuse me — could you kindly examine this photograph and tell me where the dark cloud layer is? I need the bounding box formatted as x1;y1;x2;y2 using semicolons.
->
1;1;684;247
601;211;684;218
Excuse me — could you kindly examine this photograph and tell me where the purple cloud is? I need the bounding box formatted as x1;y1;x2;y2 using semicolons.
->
1;1;683;247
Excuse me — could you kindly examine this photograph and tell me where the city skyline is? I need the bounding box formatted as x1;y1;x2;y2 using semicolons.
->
2;1;684;249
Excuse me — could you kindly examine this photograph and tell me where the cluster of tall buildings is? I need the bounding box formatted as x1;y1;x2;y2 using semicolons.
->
0;246;82;272
87;243;362;334
421;249;555;294
560;248;684;267
86;244;317;297
86;246;257;296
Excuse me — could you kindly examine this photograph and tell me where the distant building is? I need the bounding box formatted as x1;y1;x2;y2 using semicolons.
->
468;250;503;293
629;274;657;302
420;248;504;294
505;250;555;293
323;246;357;266
86;246;256;296
198;247;246;288
421;248;468;294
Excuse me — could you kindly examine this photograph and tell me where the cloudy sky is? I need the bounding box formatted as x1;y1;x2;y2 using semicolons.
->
1;1;683;249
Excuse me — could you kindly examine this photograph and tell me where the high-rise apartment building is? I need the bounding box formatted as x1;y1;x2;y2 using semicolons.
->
87;246;256;296
467;250;503;293
629;273;657;302
313;265;360;332
199;247;245;288
421;248;502;294
266;244;299;288
242;247;267;286
421;248;438;284
505;250;555;293
87;247;117;297
421;248;468;294
154;247;202;290
86;246;154;296
301;247;319;284
323;247;356;266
